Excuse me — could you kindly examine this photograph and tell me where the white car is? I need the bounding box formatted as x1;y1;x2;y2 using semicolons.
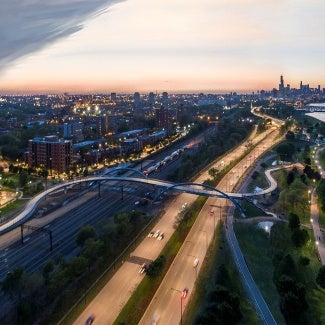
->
157;232;164;240
151;315;160;325
153;230;160;238
148;231;155;238
181;202;188;210
193;258;199;268
139;263;147;274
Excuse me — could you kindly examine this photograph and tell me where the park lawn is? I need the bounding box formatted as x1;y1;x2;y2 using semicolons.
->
234;222;286;325
234;200;267;219
184;225;259;325
236;222;325;325
245;169;270;193
0;199;25;222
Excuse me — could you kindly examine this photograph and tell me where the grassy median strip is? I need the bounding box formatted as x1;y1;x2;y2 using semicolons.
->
113;196;207;325
182;223;260;324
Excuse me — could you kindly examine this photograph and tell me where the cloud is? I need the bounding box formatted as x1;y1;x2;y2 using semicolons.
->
0;0;123;73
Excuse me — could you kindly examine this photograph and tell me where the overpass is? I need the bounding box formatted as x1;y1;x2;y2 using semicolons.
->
0;164;284;235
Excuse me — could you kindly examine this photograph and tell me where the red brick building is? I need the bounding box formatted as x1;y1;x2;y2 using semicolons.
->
28;135;72;173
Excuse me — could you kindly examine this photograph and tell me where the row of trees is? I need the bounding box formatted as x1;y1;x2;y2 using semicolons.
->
168;110;255;182
1;210;146;324
195;264;242;324
270;222;309;323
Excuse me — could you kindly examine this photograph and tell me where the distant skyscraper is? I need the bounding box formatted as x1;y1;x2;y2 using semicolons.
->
279;75;285;96
162;91;169;107
111;92;117;101
149;92;155;106
134;92;140;108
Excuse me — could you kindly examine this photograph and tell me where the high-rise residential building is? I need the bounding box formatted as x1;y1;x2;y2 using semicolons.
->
162;91;169;106
149;92;155;106
134;92;141;108
111;92;117;101
28;135;73;173
64;121;84;142
155;106;173;131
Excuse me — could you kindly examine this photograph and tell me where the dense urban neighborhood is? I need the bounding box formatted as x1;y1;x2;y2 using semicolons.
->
0;78;324;324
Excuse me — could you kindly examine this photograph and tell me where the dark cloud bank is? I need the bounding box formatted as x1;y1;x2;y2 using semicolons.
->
0;0;123;72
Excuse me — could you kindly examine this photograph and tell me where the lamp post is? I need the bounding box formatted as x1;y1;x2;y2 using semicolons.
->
200;229;208;251
209;210;215;240
171;287;186;325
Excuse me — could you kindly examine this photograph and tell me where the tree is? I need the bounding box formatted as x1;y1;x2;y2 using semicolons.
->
276;142;295;161
286;171;295;186
67;256;88;278
316;266;325;288
288;213;300;231
208;167;219;181
19;171;29;187
42;260;54;283
75;225;96;247
291;229;309;248
286;130;295;141
82;238;104;264
1;267;25;303
146;255;166;277
299;256;310;266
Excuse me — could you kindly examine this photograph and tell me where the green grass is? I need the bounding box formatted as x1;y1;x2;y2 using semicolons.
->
234;222;286;324
183;224;260;325
246;169;270;192
235;222;325;325
0;199;25;221
234;200;268;219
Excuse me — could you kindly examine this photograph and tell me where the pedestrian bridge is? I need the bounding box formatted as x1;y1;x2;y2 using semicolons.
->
0;164;284;235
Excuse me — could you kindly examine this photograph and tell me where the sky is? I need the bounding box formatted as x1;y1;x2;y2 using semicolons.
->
0;0;324;94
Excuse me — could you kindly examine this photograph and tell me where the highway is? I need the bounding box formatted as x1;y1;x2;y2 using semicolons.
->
70;125;281;325
139;126;281;325
0;124;281;324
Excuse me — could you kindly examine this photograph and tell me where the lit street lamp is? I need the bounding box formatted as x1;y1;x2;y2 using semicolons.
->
171;287;188;325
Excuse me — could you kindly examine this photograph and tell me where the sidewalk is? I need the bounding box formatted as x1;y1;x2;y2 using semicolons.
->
311;147;325;265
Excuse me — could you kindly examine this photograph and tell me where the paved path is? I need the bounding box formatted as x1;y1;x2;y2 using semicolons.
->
311;146;325;265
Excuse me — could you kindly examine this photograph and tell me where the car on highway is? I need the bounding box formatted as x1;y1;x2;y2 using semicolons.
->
153;230;160;238
139;263;148;274
181;288;189;298
181;202;188;210
85;314;95;325
193;258;199;268
151;315;160;325
148;231;155;238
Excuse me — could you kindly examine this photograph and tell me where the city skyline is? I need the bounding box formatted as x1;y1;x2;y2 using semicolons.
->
0;0;324;94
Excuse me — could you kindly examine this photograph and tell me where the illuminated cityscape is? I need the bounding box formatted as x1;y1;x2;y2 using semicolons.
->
0;0;324;324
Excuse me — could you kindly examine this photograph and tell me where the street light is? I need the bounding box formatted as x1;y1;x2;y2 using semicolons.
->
171;287;187;325
209;210;216;240
200;229;208;251
187;254;199;279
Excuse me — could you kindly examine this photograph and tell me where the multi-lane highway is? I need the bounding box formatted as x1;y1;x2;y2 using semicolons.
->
0;129;209;318
71;124;282;325
0;123;282;324
139;126;281;325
